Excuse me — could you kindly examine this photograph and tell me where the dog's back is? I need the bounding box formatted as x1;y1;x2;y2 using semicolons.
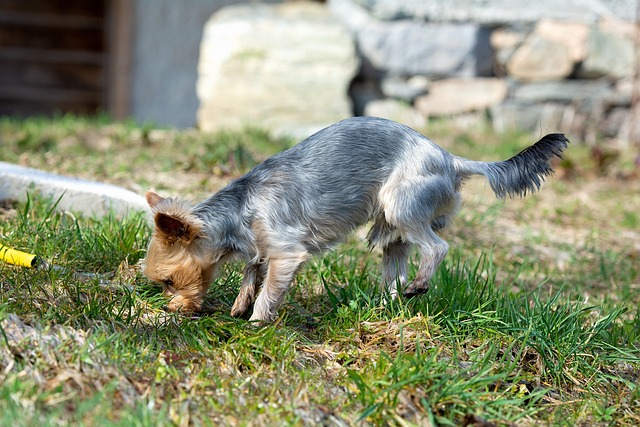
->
237;117;455;251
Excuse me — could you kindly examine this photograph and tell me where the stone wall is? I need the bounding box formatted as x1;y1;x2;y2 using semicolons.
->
196;0;639;143
330;0;640;144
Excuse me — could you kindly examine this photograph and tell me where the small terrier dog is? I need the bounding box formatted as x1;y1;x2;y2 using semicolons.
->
144;117;568;323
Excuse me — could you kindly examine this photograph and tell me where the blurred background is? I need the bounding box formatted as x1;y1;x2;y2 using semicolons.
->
0;0;638;145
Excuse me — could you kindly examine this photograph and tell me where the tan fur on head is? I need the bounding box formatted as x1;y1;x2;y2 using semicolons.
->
143;191;214;313
144;242;213;312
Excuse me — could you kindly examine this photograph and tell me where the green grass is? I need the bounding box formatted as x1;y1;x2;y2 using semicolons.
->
1;116;639;426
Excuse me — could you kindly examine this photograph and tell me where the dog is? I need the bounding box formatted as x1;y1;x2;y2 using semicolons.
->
143;116;568;323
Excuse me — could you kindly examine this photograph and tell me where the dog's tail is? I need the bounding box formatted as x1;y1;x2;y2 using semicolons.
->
453;133;569;198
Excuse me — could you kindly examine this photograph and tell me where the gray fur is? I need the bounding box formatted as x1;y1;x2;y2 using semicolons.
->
453;133;569;198
155;116;568;322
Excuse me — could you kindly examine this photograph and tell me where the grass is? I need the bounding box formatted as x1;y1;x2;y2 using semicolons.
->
0;115;639;426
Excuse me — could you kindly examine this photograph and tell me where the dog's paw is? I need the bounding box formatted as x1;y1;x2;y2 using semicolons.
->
402;283;429;298
230;303;250;318
248;308;275;326
230;297;253;319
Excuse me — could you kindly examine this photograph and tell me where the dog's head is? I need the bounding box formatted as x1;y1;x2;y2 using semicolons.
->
143;191;220;313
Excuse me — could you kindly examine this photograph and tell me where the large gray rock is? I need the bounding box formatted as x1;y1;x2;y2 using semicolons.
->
512;80;613;105
357;21;493;78
414;78;508;117
578;27;634;79
364;99;426;128
346;0;637;24
197;2;358;138
490;102;567;133
506;34;574;81
380;75;429;102
330;0;492;79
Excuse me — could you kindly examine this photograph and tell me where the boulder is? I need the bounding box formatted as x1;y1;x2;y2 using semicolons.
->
344;0;636;24
197;2;358;138
414;78;508;117
330;0;492;79
511;80;612;105
600;107;631;138
363;99;426;128
506;34;574;81
490;28;527;50
355;21;493;78
534;19;589;62
490;101;566;133
491;28;527;73
578;27;634;79
380;75;429;102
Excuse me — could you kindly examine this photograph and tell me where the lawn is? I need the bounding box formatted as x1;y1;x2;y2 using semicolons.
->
0;115;639;426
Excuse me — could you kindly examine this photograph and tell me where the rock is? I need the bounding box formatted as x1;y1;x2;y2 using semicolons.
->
491;28;528;73
344;0;636;24
414;78;508;117
380;75;429;102
363;99;426;128
578;27;634;79
534;19;589;62
490;101;566;133
615;78;636;98
330;1;492;79
512;80;612;104
613;78;637;107
599;18;638;39
491;28;527;50
506;34;574;81
197;2;358;138
357;21;493;78
600;107;630;138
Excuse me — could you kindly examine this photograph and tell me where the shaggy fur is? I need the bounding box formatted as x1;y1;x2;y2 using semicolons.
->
143;116;568;322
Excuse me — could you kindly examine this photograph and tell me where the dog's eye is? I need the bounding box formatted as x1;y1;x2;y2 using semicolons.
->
161;278;176;292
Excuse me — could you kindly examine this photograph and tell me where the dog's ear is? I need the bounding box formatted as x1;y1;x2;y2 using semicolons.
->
146;191;164;209
154;212;201;244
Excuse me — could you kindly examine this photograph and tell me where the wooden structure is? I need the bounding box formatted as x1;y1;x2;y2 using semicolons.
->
0;0;131;118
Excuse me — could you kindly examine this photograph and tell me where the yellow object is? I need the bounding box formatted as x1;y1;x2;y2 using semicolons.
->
0;244;38;268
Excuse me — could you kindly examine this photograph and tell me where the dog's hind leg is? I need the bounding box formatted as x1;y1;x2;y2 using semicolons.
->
379;174;454;298
381;239;412;300
249;252;308;323
231;261;266;317
403;228;448;298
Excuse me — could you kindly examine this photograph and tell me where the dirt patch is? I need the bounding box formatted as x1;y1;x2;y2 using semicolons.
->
0;313;141;406
0;199;18;222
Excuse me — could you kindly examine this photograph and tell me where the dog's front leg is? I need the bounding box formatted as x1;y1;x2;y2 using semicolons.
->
231;261;266;317
249;253;308;324
381;239;412;300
